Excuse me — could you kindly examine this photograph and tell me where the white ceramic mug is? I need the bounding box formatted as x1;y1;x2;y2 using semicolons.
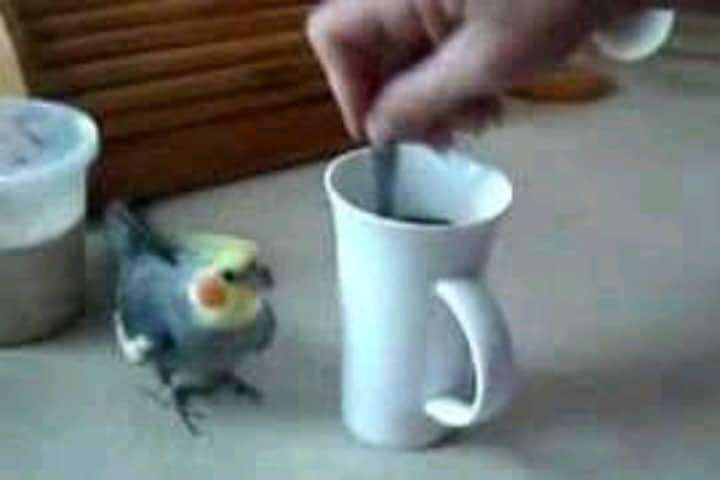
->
325;144;514;449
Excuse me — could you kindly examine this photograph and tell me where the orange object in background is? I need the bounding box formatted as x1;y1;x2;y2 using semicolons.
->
507;64;616;103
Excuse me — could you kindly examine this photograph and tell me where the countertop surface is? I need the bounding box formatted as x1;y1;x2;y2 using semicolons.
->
2;56;720;479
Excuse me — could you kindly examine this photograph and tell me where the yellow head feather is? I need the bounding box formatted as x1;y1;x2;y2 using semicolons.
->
179;233;259;270
179;233;262;330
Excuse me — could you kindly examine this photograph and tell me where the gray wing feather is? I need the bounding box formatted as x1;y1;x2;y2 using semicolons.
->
117;253;185;350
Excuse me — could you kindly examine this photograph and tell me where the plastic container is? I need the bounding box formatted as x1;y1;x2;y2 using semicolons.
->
0;98;98;345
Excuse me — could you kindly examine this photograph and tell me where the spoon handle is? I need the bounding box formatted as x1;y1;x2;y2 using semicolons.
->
372;143;398;218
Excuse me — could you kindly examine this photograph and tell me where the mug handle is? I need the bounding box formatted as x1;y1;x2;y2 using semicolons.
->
425;278;514;428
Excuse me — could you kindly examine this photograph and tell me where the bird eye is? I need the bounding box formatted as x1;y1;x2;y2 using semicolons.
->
221;269;239;284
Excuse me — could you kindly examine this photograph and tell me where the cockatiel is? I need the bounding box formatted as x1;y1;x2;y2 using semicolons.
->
104;201;276;434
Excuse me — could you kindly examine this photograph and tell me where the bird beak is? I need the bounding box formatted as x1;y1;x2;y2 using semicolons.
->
247;264;274;291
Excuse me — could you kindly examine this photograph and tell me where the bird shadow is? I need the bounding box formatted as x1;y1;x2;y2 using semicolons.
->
243;327;342;420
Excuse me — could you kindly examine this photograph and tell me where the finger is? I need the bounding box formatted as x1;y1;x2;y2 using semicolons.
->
449;95;505;130
398;95;504;146
307;2;383;139
365;23;518;143
413;0;461;45
307;0;443;139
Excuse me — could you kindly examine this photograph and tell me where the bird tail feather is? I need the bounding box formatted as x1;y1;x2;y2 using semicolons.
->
104;200;176;264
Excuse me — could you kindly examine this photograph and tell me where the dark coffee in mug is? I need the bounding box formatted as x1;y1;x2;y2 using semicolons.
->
393;216;452;226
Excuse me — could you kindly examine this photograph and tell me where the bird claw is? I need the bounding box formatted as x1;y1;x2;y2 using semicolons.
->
232;378;263;405
138;385;208;434
138;371;264;436
170;386;208;437
214;372;263;405
171;387;205;436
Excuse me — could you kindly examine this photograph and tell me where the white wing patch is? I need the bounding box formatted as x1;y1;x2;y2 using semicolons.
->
114;311;154;365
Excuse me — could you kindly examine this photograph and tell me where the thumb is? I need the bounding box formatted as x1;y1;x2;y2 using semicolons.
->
366;24;518;143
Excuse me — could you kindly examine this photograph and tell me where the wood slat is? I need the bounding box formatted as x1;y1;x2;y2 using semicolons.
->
40;32;310;95
91;100;349;208
18;0;147;17
37;6;308;66
3;0;348;208
102;80;328;140
27;0;303;39
73;56;324;114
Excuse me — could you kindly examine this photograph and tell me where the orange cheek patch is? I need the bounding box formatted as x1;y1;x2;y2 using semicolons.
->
196;277;227;308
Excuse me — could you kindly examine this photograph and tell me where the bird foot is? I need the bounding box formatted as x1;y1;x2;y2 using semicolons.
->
215;372;263;405
170;385;212;436
231;377;263;405
139;371;263;435
138;385;211;435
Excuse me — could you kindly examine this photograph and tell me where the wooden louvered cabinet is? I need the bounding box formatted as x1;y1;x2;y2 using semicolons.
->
0;0;349;208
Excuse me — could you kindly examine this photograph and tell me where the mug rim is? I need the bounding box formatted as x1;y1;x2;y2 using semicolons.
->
324;144;514;231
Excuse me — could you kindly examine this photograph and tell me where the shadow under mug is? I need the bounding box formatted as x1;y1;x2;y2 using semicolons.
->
325;144;515;449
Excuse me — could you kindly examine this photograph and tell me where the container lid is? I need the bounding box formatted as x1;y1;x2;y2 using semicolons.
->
0;98;99;182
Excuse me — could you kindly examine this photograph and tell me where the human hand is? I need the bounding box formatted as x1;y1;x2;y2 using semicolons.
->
307;0;650;144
